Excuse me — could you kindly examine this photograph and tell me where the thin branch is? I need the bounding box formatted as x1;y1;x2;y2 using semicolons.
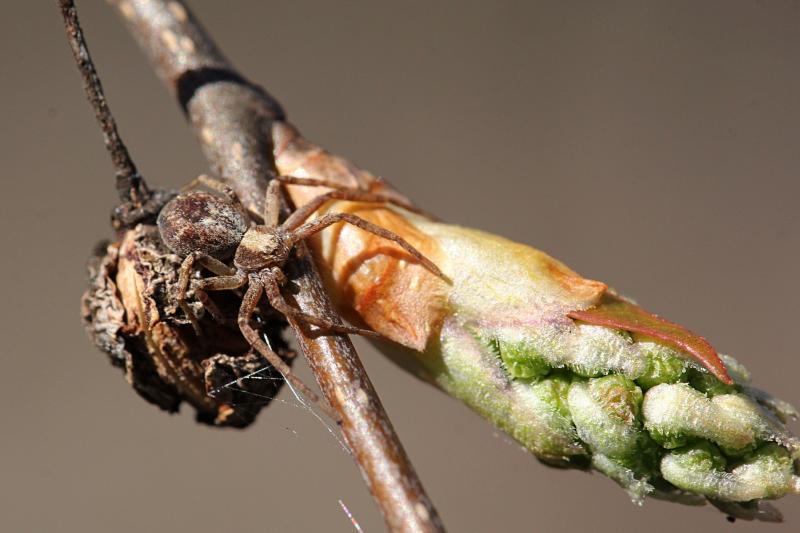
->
57;0;149;205
107;1;445;531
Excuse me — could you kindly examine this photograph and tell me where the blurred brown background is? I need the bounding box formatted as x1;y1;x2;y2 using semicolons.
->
1;1;799;531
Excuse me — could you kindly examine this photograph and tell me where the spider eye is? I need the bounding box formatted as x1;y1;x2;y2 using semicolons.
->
157;192;248;259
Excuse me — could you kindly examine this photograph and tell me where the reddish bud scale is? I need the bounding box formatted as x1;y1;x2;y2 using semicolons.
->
568;295;733;385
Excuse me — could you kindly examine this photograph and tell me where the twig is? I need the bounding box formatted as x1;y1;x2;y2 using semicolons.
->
107;1;445;531
59;0;176;229
57;0;148;205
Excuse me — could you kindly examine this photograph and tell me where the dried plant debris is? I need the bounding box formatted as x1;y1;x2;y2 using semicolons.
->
82;224;291;427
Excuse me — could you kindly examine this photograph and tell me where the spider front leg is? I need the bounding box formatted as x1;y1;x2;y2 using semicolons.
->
237;276;341;422
278;176;424;230
262;178;281;228
287;212;447;280
275;175;403;200
262;268;380;338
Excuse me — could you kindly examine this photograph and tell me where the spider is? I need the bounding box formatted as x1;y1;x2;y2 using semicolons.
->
157;174;445;411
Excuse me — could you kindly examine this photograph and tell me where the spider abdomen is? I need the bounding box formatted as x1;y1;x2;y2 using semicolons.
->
157;192;248;259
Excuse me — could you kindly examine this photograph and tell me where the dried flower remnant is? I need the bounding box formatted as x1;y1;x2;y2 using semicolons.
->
82;225;289;427
62;0;289;427
268;121;800;521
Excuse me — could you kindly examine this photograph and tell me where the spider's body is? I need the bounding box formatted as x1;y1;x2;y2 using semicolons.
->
156;175;443;416
158;191;248;259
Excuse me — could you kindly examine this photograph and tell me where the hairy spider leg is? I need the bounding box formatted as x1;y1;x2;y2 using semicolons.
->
237;276;341;422
287;212;446;280
193;287;229;325
177;252;243;334
276;174;414;207
261;176;433;334
187;267;333;417
276;175;423;229
192;272;248;324
262;268;380;338
262;178;282;228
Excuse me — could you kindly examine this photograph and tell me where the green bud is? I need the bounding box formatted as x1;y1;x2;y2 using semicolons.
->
489;338;550;380
568;376;659;475
486;323;646;380
511;374;585;461
380;220;799;517
643;383;778;456
634;338;688;390
688;368;736;397
431;322;585;463
592;453;654;504
662;442;800;502
565;325;646;379
272;120;800;519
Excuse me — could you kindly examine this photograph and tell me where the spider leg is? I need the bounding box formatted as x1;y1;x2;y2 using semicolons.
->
192;270;248;326
195;272;248;291
281;187;424;231
276;175;411;202
193;289;228;324
196;253;237;276
288;212;447;280
237;277;341;422
247;345;298;361
176;252;244;332
263;178;281;228
275;175;353;189
176;253;203;334
262;270;381;338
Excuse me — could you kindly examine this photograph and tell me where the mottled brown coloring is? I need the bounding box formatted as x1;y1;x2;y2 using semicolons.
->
158;191;248;259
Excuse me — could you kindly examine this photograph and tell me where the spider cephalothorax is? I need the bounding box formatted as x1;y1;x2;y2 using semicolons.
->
156;175;445;414
234;226;291;272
